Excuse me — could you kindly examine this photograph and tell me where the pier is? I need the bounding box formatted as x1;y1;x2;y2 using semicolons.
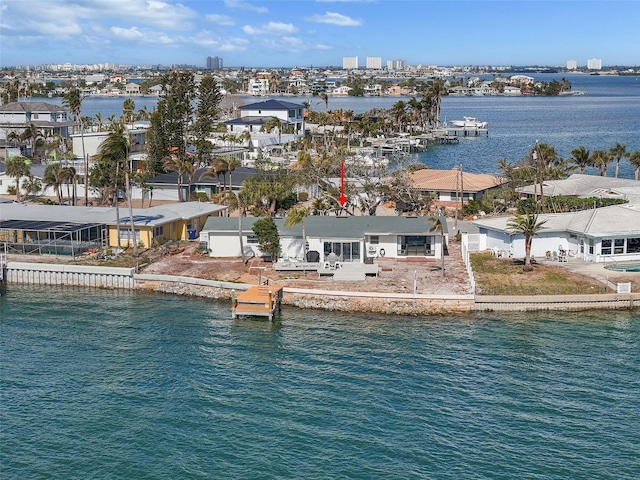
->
231;284;284;321
443;125;489;137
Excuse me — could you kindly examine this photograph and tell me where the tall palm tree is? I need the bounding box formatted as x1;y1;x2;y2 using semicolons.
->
284;207;311;259
226;158;242;192
589;150;612;176
427;215;446;277
5;156;30;201
43;162;66;205
63;88;88;205
629;150;640;181
122;98;136;127
162;153;190;202
568;146;591;174
507;213;548;271
97;123;138;256
609;143;628;179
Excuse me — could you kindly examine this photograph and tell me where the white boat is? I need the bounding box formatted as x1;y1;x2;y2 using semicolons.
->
450;116;488;129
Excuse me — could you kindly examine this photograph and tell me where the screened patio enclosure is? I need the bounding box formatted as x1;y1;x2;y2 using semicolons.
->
0;219;107;257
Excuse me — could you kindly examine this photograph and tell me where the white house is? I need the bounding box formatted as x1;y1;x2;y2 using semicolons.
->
199;215;448;263
471;203;640;263
225;99;305;138
0;102;75;154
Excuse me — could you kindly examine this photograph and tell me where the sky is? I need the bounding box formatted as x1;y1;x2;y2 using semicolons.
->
1;0;639;68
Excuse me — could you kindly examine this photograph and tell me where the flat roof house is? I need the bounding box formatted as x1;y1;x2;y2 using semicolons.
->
471;203;640;263
0;202;226;255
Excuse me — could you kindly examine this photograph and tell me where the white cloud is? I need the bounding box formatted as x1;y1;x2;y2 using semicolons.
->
243;22;298;35
111;26;144;40
224;0;268;14
307;12;362;27
205;14;235;26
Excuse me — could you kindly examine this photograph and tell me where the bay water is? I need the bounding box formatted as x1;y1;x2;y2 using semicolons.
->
45;73;640;179
1;286;639;479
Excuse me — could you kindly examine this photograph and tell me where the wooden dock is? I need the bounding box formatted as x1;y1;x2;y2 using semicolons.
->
231;284;283;321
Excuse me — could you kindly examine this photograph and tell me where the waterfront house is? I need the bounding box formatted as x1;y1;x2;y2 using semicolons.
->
410;168;507;207
226;99;306;138
199;215;448;263
0;201;227;255
0;102;75;155
470;202;640;263
515;173;640;204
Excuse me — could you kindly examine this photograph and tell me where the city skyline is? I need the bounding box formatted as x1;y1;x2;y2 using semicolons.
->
1;0;639;69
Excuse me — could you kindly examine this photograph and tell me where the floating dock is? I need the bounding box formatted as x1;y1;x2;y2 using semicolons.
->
231;284;283;321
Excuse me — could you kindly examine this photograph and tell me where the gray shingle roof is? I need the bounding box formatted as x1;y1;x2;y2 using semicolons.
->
0;101;67;113
203;215;446;238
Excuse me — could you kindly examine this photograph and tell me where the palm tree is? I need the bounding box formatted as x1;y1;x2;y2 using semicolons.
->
43;162;66;205
318;92;329;111
162;153;190;202
21;174;42;200
629;150;640;181
568;146;591;174
122;98;136;127
226;158;242;192
97;123;138;256
427;215;446;277
589;150;612;176
63;88;88;205
507;213;548;271
284;207;311;259
609;143;628;179
5;156;30;201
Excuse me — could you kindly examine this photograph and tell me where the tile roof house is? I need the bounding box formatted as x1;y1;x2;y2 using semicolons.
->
410;168;507;206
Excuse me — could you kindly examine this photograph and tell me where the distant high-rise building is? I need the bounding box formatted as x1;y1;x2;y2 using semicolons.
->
366;56;382;69
587;58;602;70
566;59;577;70
342;56;359;70
206;56;223;70
386;59;407;70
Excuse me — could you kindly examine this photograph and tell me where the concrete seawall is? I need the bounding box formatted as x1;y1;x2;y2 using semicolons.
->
3;262;638;314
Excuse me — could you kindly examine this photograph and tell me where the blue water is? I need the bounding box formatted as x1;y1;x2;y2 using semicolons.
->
1;286;639;479
43;73;640;179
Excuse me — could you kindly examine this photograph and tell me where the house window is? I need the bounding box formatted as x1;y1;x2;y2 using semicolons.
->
155;226;164;236
397;236;434;256
288;109;295;118
601;239;612;255
118;228;141;244
247;234;258;244
323;241;360;262
614;239;625;254
32;113;39;119
588;240;594;255
627;238;640;254
370;235;379;245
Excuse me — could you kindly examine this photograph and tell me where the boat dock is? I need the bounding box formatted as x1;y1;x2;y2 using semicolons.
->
443;125;489;137
231;284;283;321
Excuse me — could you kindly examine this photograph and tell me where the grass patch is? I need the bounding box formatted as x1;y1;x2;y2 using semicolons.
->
470;252;609;295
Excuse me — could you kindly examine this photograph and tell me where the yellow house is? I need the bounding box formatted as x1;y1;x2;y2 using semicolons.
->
0;202;227;256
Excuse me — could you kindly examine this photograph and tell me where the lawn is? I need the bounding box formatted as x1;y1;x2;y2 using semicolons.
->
470;252;609;295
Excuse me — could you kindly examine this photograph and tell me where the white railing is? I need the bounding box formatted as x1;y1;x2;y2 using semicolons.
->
461;235;476;295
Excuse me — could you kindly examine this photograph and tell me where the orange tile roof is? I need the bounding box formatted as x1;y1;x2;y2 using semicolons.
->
410;168;506;193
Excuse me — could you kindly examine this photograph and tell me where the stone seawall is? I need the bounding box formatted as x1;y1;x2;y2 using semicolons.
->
4;264;637;315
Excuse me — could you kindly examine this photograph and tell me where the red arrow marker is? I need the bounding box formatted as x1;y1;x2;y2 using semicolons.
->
338;161;347;206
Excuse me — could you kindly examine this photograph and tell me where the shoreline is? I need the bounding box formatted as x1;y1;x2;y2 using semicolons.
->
3;261;637;315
